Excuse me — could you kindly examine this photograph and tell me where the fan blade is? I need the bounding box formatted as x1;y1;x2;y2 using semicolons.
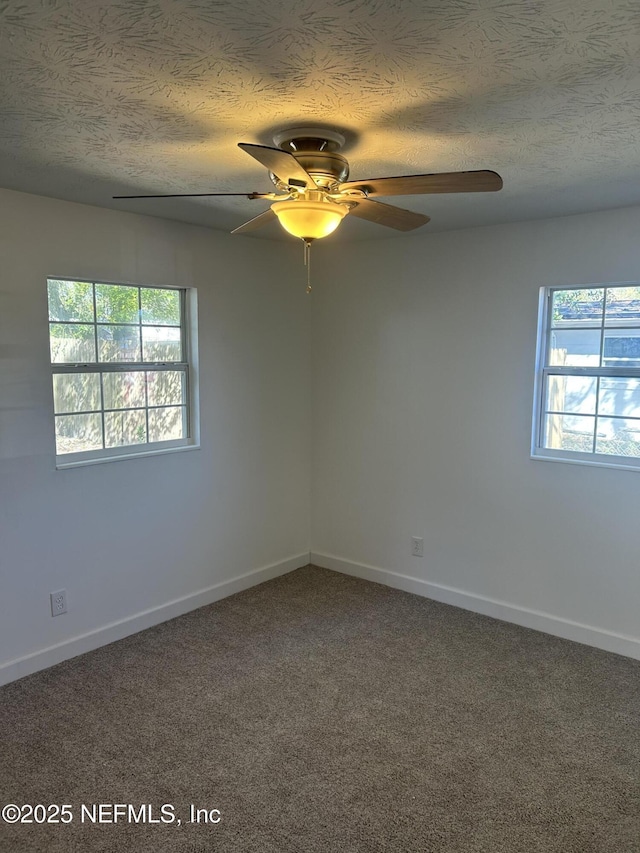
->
340;170;502;197
348;198;430;231
238;143;314;189
231;208;277;234
113;192;268;199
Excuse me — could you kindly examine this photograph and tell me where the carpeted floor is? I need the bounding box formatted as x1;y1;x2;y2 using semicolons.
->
1;565;639;853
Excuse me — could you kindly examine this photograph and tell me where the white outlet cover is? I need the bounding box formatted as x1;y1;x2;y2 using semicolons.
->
50;589;67;616
411;537;424;557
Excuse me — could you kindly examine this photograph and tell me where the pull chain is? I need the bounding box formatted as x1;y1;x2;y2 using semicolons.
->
303;239;312;294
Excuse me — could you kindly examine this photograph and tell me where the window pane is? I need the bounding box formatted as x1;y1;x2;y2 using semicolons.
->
98;325;141;362
148;406;185;442
602;329;640;367
545;375;596;415
604;286;640;327
548;329;601;366
49;323;96;363
142;326;182;362
551;289;604;327
598;377;640;419
96;284;139;324
102;372;146;410
47;280;94;322
48;281;192;460
147;370;185;407
55;413;103;454
596;417;640;458
53;373;101;414
544;413;595;452
104;410;147;448
141;288;180;326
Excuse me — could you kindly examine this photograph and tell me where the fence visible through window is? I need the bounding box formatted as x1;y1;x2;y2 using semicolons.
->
533;285;640;469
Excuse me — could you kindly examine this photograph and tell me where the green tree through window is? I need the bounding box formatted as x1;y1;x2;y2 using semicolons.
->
47;279;196;464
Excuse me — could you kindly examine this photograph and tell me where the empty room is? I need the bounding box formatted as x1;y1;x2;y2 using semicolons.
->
1;1;639;851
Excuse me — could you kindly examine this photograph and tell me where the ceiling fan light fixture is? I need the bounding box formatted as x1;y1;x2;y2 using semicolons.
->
271;199;349;240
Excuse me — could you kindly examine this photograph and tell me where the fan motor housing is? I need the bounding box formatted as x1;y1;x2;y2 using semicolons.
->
294;150;350;188
272;128;350;189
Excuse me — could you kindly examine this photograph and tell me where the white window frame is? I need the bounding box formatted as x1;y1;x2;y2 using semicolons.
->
48;277;200;469
532;282;640;473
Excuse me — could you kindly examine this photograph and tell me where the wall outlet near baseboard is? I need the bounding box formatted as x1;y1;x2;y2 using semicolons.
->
411;537;424;557
50;589;67;616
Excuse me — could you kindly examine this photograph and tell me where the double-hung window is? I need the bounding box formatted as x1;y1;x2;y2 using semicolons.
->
48;278;198;467
532;284;640;470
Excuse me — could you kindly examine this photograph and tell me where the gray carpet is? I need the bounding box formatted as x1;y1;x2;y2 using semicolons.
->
1;565;639;853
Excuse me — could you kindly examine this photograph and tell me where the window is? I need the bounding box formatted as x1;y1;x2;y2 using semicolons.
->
48;278;198;467
532;284;640;470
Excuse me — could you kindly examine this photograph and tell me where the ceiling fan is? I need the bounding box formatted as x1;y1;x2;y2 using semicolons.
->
114;127;503;243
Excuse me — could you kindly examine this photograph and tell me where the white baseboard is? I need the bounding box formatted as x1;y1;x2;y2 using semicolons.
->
311;552;640;662
0;553;310;687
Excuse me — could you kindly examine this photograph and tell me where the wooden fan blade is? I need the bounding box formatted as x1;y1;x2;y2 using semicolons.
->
238;143;314;189
113;192;268;199
231;208;277;234
340;170;503;197
348;198;430;231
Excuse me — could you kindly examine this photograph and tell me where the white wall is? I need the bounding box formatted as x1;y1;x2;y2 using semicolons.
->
311;206;640;659
4;191;639;683
0;189;310;682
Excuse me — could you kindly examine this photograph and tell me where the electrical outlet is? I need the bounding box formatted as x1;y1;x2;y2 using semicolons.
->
50;589;67;616
411;537;424;557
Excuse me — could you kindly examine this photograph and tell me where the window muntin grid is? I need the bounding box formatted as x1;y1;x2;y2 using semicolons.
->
533;285;640;469
48;279;193;462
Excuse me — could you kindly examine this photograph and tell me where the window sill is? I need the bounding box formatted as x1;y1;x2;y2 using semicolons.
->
531;449;640;473
56;441;200;470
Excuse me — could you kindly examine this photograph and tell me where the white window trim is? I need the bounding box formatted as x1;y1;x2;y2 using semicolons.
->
531;282;640;473
49;277;200;469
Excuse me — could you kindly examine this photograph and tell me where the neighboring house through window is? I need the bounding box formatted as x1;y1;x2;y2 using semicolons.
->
532;284;640;471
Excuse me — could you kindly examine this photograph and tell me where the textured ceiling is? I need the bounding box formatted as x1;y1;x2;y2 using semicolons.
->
1;0;639;240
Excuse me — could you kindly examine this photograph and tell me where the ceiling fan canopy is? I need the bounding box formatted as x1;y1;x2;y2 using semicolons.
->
114;126;503;241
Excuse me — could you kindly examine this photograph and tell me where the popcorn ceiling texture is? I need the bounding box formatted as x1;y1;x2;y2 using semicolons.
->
0;0;639;236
